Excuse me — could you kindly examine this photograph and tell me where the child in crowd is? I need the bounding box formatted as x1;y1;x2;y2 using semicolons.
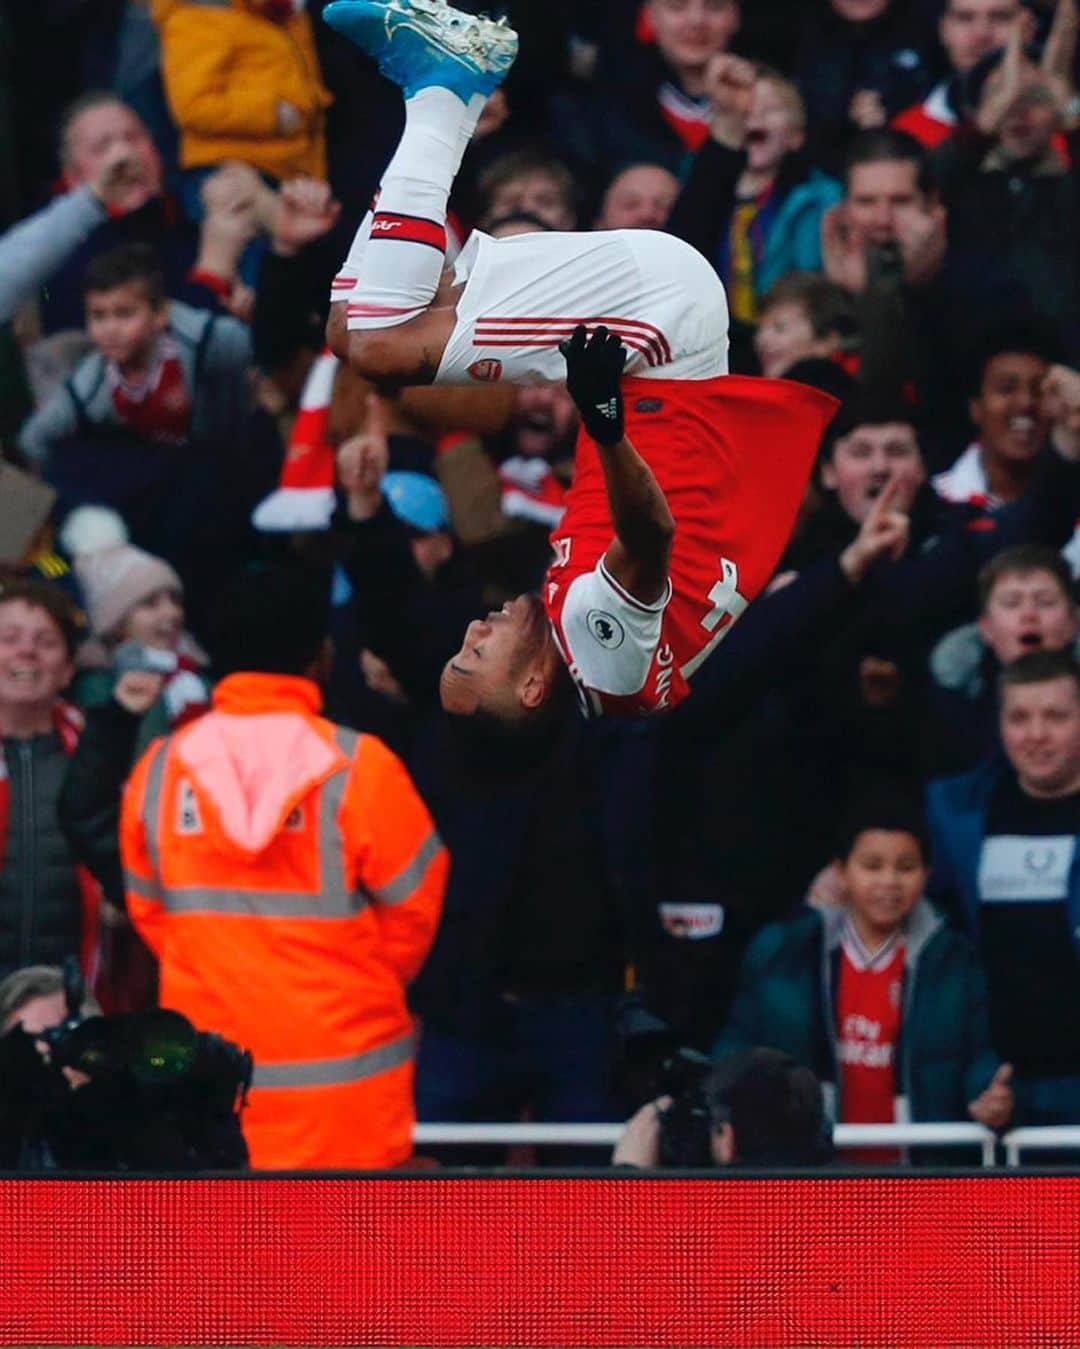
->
18;243;252;471
753;271;857;378
152;0;332;192
60;506;209;750
668;59;843;324
714;801;1014;1160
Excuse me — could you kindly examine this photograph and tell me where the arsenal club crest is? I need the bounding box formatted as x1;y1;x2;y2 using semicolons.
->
468;358;504;383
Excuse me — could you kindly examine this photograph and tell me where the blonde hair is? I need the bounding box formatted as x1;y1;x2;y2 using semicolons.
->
755;65;806;132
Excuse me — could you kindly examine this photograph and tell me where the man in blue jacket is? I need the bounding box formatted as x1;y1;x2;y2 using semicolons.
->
927;649;1080;1126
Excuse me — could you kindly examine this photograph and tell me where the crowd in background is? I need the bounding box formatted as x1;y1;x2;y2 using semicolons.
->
0;0;1079;1169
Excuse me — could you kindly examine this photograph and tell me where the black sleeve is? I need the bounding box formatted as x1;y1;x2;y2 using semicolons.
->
334;498;479;705
251;216;354;373
664;138;744;261
863;452;1080;640
677;555;855;727
57;698;141;909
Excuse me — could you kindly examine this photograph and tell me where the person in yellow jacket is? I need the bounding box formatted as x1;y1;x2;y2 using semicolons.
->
120;563;447;1169
152;0;333;183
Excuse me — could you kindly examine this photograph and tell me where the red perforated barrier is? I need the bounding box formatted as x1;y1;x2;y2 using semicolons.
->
2;1174;1078;1347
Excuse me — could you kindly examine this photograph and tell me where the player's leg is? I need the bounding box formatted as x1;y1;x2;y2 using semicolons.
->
322;0;517;383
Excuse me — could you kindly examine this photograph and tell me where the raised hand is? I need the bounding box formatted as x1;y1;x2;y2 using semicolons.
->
271;177;342;257
89;142;154;215
821;203;868;294
894;202;948;288
840;475;911;584
1042;363;1080;459
975;17;1038;135
337;392;390;520
703;52;756;149
849;88;887;130
559;324;628;446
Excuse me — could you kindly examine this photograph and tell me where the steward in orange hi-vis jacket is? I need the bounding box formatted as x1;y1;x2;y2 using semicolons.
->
120;565;447;1169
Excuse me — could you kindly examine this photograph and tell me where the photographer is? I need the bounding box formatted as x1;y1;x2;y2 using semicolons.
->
613;1048;830;1169
0;960;250;1171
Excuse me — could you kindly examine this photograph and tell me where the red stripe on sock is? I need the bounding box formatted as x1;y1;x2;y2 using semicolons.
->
371;212;446;252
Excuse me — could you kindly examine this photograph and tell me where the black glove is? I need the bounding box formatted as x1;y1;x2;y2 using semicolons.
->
559;324;627;446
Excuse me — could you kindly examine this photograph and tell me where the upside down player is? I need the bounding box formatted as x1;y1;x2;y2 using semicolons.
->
324;0;839;722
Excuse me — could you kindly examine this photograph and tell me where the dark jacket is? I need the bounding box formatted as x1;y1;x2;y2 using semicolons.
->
549;43;699;179
0;733;84;975
57;699;141;911
926;758;1080;945
795;0;933;175
714;902;1001;1131
931;125;1080;363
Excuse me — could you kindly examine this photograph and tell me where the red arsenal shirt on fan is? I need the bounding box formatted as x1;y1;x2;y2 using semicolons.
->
836;916;906;1163
543;374;836;716
108;337;192;444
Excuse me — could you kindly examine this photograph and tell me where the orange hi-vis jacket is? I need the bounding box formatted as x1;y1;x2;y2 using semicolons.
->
120;673;447;1169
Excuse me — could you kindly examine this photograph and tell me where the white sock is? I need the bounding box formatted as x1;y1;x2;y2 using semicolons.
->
347;87;475;330
335;94;485;309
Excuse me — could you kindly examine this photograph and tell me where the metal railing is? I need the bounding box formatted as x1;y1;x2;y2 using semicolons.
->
415;1122;1080;1166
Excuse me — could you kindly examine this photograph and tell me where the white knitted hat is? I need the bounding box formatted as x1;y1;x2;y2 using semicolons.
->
60;506;183;642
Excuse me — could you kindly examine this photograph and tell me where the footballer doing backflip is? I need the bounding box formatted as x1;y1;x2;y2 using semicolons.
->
323;0;838;721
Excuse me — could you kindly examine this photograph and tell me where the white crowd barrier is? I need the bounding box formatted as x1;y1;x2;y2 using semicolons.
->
415;1121;1080;1166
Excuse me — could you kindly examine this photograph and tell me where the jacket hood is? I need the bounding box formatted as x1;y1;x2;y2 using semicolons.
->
172;674;346;857
820;898;943;971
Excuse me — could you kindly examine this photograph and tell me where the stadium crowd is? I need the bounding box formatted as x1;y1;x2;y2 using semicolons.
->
0;0;1079;1170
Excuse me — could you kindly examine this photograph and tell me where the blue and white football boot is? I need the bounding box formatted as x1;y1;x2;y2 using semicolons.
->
322;0;518;101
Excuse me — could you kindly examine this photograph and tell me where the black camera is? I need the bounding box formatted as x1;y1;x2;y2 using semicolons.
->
1;959;252;1171
616;990;717;1168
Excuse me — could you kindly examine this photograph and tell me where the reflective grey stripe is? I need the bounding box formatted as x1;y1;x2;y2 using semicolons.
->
252;1032;413;1090
372;829;444;905
140;739;170;881
153;724;369;920
155;887;360;919
123;869;161;901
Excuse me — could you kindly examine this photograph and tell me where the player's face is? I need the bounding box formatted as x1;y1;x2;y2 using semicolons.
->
439;594;547;718
648;0;739;76
754;301;835;379
597;166;679;231
940;0;1023;76
845;161;923;247
840;829;927;941
1000;677;1080;796
979;570;1077;666
744;80;804;175
822;422;926;523
969;352;1048;468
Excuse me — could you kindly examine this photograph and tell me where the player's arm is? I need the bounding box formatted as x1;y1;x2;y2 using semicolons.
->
560;325;674;605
